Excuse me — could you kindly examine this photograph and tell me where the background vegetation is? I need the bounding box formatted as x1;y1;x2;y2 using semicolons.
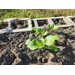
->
0;9;75;20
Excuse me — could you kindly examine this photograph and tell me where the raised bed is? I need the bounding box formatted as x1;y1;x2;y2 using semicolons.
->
66;16;75;27
49;16;74;27
0;18;19;34
32;18;51;28
9;18;32;33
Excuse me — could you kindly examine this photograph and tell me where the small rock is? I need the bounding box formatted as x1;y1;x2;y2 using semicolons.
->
12;49;22;58
29;34;33;39
12;58;23;65
42;58;47;63
47;53;54;63
37;56;42;61
18;43;23;48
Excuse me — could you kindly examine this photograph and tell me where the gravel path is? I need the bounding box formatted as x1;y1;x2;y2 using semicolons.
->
0;27;75;65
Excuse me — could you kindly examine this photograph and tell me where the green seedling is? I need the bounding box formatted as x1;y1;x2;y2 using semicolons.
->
26;35;60;51
26;24;60;52
32;27;48;36
46;24;59;31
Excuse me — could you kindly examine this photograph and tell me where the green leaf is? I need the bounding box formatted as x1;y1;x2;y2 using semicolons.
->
42;31;48;36
39;38;45;46
40;28;48;36
36;28;42;33
53;26;59;30
26;39;43;50
32;27;36;31
26;39;32;46
36;28;48;36
41;28;45;34
50;24;54;30
35;32;39;34
49;45;58;51
46;25;50;29
45;35;60;41
46;24;59;31
45;39;55;46
45;35;60;46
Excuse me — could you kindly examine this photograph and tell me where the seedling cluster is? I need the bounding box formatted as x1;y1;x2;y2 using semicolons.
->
26;24;60;52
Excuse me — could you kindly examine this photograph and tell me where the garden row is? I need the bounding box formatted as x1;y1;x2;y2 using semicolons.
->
0;16;75;34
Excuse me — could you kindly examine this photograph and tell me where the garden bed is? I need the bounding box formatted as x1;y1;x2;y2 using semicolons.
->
0;21;8;29
0;26;75;65
32;18;50;28
52;18;66;25
11;20;28;29
37;19;48;27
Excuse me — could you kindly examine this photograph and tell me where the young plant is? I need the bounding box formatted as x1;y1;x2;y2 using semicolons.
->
26;35;60;51
0;22;2;25
32;27;48;36
46;24;59;31
25;24;60;52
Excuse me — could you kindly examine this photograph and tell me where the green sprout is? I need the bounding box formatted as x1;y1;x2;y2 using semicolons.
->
32;27;48;36
25;24;60;52
46;24;59;31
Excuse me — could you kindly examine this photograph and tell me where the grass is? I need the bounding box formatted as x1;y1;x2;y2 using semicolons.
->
0;9;75;20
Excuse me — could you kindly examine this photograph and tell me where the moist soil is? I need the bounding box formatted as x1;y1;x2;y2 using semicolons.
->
11;20;28;29
0;22;8;29
0;27;75;65
37;19;48;27
52;18;66;25
70;17;75;23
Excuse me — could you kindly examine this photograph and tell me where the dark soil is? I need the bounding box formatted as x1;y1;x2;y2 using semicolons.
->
52;18;67;25
0;27;75;65
70;17;75;23
11;20;28;29
37;19;48;27
0;22;8;29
